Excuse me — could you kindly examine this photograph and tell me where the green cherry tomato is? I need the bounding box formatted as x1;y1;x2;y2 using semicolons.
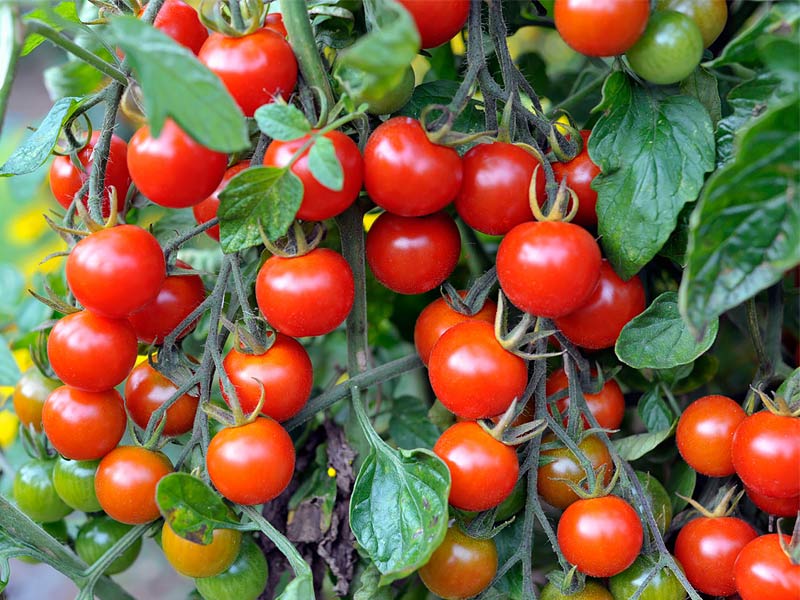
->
655;0;727;47
635;471;673;535
541;581;613;600
609;555;686;600
53;457;102;513
626;11;703;85
75;516;143;575
194;536;268;600
346;65;415;115
14;459;72;523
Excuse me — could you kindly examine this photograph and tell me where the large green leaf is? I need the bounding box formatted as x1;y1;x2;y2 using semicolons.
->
679;98;800;334
388;396;441;450
22;1;81;57
616;292;718;369
637;388;673;433
109;16;248;153
613;426;674;461
589;72;714;279
680;67;721;125
44;56;108;101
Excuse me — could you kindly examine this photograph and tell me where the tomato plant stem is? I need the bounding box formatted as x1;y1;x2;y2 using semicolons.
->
282;0;334;108
87;82;125;220
241;505;312;578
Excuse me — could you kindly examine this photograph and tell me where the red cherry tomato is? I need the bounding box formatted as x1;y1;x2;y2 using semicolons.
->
554;260;645;350
557;495;643;577
428;320;528;420
255;248;354;338
364;117;463;217
397;0;470;49
128;261;205;344
42;386;126;460
366;211;461;294
734;534;800;600
433;421;519;512
192;162;248;241
66;224;165;318
676;394;745;477
418;525;497;599
538;434;613;510
221;334;313;422
675;515;757;596
207;417;295;505
545;368;625;431
95;446;173;524
731;411;800;498
455;141;545;236
554;0;650;57
263;131;363;221
198;29;298;117
128;119;228;208
746;486;800;517
152;0;208;54
49;131;130;217
47;311;138;392
124;361;199;436
552;131;600;229
263;13;288;37
414;293;497;366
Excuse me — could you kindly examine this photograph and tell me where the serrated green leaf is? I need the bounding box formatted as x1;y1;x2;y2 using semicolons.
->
679;98;800;334
0;335;20;386
217;166;303;254
109;16;248;153
22;1;81;57
613;426;674;461
0;97;81;176
589;72;715;279
637;388;673;433
388;396;440;450
616;292;718;369
680;67;721;124
666;460;696;514
307;135;344;192
254;103;311;141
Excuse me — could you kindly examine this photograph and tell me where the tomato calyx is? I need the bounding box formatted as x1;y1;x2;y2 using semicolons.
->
495;292;562;360
780;521;800;565
480;398;547;445
548;113;583;162
679;485;745;519
753;387;800;418
440;266;497;317
198;0;265;36
262;220;326;258
419;104;495;148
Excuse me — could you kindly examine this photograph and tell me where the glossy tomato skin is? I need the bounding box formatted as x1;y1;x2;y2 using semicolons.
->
552;131;600;229
43;386;126;460
734;534;800;600
655;0;727;47
455;141;545;235
540;581;613;600
497;220;601;318
128;261;205;344
609;554;684;600
674;516;757;596
414;293;496;365
152;0;208;54
14;459;72;523
626;10;703;85
429;321;528;420
193;162;248;241
538;434;613;510
76;516;143;575
161;521;242;578
351;65;415;116
128;119;228;208
731;411;800;498
746;486;800;517
95;446;173;525
545;368;625;431
557;495;643;577
255;248;354;337
366;211;461;294
554;260;645;350
397;0;469;48
12;367;59;432
221;334;313;422
124;361;199;436
52;457;102;512
49;132;129;217
433;421;519;511
364;117;463;216
195;536;268;600
66;224;165;318
263;131;363;221
198;29;297;117
419;525;497;599
676;394;745;477
47;311;138;392
263;13;287;37
554;0;649;57
207;418;295;505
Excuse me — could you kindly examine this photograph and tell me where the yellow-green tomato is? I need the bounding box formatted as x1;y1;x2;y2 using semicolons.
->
161;521;242;578
655;0;728;47
626;11;704;85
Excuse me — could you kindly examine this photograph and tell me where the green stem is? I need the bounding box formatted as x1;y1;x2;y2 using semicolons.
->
548;72;605;117
241;506;312;577
25;22;128;85
282;0;334;108
336;204;370;376
0;4;23;138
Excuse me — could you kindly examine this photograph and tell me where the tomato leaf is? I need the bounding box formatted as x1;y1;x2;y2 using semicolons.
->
108;16;248;153
666;460;696;514
672;355;719;394
353;564;393;600
680;67;721;125
276;574;315;600
217;166;304;254
155;473;243;544
254;103;311;141
349;438;450;585
679;98;800;334
613;426;674;462
307;135;344;192
589;72;715;279
616;292;719;369
399;80;485;135
637;388;673;433
44;55;109;101
388;395;441;450
777;367;800;410
0;97;81;177
22;1;81;57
